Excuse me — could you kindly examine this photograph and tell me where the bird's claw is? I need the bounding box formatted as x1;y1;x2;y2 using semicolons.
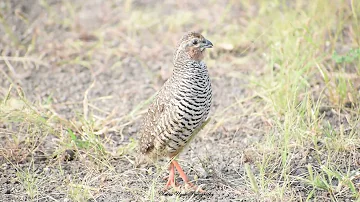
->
163;179;205;193
184;182;205;193
163;179;180;192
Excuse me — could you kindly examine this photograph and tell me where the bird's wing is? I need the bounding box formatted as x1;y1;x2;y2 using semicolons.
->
139;85;170;154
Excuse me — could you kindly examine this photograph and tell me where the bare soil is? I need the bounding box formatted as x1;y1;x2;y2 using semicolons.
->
1;0;359;201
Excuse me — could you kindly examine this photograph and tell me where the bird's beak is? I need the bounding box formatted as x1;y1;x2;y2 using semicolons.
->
203;39;213;49
201;39;213;51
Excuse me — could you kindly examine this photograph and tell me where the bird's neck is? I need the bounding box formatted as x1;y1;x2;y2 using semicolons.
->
172;60;207;79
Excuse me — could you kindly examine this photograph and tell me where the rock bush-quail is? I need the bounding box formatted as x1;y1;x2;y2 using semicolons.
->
139;32;213;191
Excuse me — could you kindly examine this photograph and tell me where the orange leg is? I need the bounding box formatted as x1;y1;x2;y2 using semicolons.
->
164;162;177;189
172;160;205;192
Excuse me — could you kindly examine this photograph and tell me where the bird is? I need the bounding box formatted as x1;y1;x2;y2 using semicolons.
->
139;32;213;192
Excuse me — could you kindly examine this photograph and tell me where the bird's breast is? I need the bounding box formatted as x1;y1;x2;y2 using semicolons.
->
162;75;211;147
153;64;212;155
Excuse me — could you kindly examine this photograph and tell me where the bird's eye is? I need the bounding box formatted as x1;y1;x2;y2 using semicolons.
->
192;39;198;45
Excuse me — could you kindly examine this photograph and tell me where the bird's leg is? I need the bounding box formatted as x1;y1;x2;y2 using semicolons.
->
163;162;179;191
172;160;205;193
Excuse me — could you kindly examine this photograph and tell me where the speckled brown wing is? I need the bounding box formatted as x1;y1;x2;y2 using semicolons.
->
139;84;169;155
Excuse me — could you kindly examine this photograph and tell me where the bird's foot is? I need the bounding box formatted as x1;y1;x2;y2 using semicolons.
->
163;159;205;193
183;181;205;193
163;162;180;191
172;160;205;193
163;176;205;193
163;180;204;193
163;177;180;192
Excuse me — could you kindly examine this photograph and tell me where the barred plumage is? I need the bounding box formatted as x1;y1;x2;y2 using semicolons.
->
138;32;213;191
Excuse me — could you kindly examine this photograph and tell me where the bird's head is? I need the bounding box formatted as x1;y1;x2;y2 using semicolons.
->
173;32;213;64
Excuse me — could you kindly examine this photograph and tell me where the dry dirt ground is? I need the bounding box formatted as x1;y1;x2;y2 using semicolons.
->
1;0;360;201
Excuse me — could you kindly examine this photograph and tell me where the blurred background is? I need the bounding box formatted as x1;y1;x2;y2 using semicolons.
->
1;0;360;201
